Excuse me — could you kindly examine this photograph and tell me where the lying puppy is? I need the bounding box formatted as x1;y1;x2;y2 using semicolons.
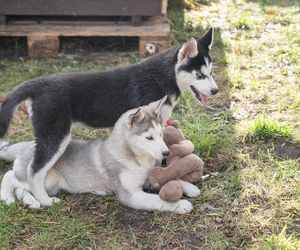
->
0;97;200;213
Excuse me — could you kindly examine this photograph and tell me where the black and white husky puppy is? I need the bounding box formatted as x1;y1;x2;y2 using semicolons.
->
0;98;200;213
0;28;217;206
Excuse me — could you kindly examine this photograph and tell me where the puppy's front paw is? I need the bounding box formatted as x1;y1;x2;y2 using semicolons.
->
40;196;61;207
51;197;61;204
1;196;15;205
174;200;193;214
29;201;41;209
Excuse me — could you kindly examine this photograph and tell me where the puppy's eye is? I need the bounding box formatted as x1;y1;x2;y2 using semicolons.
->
196;73;206;80
146;136;153;140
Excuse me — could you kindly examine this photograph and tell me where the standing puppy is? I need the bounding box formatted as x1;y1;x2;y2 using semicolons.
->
0;28;218;206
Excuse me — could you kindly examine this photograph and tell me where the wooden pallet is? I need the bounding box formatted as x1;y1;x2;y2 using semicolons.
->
0;16;170;58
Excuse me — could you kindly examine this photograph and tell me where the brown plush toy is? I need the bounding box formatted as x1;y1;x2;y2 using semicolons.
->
147;121;204;202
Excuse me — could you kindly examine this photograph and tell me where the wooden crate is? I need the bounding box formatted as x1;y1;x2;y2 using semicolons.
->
0;0;163;26
0;16;171;58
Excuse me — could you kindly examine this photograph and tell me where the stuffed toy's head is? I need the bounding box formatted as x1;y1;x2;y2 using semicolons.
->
163;121;194;157
163;121;185;147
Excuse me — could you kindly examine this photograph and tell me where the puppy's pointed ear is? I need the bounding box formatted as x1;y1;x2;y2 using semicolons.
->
198;27;214;50
177;38;198;63
149;95;168;117
128;107;144;128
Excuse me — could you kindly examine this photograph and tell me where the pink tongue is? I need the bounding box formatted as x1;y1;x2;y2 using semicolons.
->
200;93;208;105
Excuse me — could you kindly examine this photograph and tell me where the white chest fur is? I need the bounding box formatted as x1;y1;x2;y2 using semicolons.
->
119;167;150;192
161;95;178;122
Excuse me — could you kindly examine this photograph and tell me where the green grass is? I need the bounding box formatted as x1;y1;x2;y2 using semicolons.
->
0;0;300;249
0;59;115;95
231;14;256;30
0;202;92;249
247;0;300;7
173;94;235;158
249;226;300;250
246;118;292;141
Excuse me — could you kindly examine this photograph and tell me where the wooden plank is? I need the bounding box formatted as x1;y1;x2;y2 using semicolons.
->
0;15;5;25
161;0;168;15
139;36;170;57
0;17;170;37
7;16;133;25
10;20;132;26
131;16;142;26
0;0;162;16
27;35;59;58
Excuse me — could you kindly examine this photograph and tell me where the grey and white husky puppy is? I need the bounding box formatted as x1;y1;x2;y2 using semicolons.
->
0;98;200;213
0;28;216;206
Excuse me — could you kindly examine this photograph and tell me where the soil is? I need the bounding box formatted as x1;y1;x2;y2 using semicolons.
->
273;138;300;160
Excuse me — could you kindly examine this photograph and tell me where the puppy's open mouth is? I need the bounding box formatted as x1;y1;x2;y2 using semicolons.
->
190;86;208;105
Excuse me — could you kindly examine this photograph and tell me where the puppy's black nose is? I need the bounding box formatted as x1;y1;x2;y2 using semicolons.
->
211;88;218;95
162;150;169;157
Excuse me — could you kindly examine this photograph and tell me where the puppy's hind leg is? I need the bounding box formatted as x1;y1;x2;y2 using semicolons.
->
28;132;71;207
179;180;200;197
28;112;71;207
15;188;40;209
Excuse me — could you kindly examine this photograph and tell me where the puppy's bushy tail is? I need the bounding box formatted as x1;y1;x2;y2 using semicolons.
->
0;82;33;138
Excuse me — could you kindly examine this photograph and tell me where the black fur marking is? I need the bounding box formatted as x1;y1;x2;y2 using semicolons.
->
177;44;212;73
30;101;71;174
199;27;213;49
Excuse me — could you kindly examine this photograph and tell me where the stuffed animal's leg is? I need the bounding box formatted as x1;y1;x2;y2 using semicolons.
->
179;180;200;197
180;154;204;183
